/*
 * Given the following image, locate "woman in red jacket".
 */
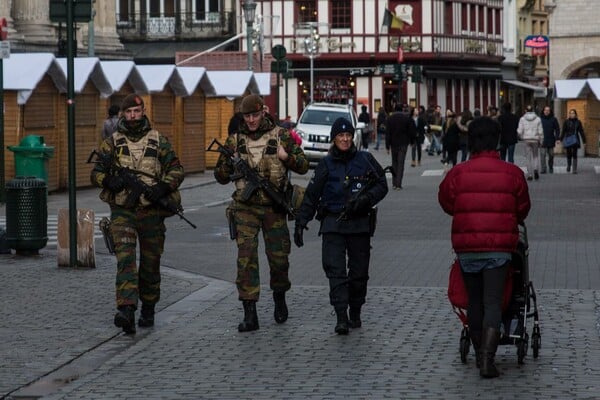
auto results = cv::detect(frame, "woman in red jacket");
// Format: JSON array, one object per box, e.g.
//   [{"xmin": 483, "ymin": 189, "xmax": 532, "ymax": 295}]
[{"xmin": 438, "ymin": 116, "xmax": 531, "ymax": 378}]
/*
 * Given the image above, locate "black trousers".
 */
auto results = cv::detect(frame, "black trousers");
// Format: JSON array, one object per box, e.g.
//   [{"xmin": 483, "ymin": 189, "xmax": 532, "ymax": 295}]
[
  {"xmin": 321, "ymin": 233, "xmax": 370, "ymax": 310},
  {"xmin": 462, "ymin": 263, "xmax": 508, "ymax": 333}
]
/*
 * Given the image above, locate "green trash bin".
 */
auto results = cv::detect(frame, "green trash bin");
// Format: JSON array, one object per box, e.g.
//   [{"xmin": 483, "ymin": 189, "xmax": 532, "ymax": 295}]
[{"xmin": 7, "ymin": 135, "xmax": 55, "ymax": 182}]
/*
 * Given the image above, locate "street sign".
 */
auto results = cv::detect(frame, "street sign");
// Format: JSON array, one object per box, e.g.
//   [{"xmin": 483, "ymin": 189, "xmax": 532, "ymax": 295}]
[
  {"xmin": 270, "ymin": 59, "xmax": 289, "ymax": 73},
  {"xmin": 49, "ymin": 0, "xmax": 93, "ymax": 23},
  {"xmin": 0, "ymin": 41, "xmax": 10, "ymax": 59},
  {"xmin": 380, "ymin": 64, "xmax": 397, "ymax": 74},
  {"xmin": 0, "ymin": 17, "xmax": 7, "ymax": 41},
  {"xmin": 272, "ymin": 45, "xmax": 287, "ymax": 61}
]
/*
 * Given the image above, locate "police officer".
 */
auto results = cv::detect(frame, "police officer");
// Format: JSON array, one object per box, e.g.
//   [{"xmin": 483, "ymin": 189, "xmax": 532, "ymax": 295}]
[
  {"xmin": 213, "ymin": 94, "xmax": 309, "ymax": 332},
  {"xmin": 293, "ymin": 117, "xmax": 389, "ymax": 334},
  {"xmin": 91, "ymin": 93, "xmax": 184, "ymax": 334}
]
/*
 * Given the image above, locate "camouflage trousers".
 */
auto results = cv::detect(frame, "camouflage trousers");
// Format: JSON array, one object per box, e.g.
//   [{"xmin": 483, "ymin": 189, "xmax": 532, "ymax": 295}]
[
  {"xmin": 233, "ymin": 201, "xmax": 291, "ymax": 301},
  {"xmin": 110, "ymin": 206, "xmax": 166, "ymax": 309}
]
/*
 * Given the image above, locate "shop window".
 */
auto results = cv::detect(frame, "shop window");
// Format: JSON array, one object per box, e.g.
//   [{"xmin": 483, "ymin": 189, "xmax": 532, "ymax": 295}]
[
  {"xmin": 297, "ymin": 0, "xmax": 317, "ymax": 24},
  {"xmin": 313, "ymin": 77, "xmax": 354, "ymax": 104},
  {"xmin": 331, "ymin": 0, "xmax": 351, "ymax": 29}
]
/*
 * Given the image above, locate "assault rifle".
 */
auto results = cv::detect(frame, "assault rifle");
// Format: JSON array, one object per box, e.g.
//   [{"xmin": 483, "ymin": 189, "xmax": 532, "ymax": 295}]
[
  {"xmin": 336, "ymin": 165, "xmax": 394, "ymax": 222},
  {"xmin": 87, "ymin": 149, "xmax": 197, "ymax": 229},
  {"xmin": 206, "ymin": 138, "xmax": 296, "ymax": 217}
]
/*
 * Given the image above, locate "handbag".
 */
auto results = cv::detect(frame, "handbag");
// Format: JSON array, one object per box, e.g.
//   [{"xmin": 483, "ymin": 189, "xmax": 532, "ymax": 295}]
[
  {"xmin": 563, "ymin": 133, "xmax": 578, "ymax": 147},
  {"xmin": 447, "ymin": 259, "xmax": 513, "ymax": 311}
]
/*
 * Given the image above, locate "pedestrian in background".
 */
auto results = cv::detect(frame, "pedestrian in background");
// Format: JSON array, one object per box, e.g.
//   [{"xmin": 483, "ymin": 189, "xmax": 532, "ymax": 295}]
[
  {"xmin": 560, "ymin": 108, "xmax": 586, "ymax": 174},
  {"xmin": 540, "ymin": 105, "xmax": 560, "ymax": 174},
  {"xmin": 385, "ymin": 103, "xmax": 416, "ymax": 190},
  {"xmin": 375, "ymin": 106, "xmax": 387, "ymax": 151},
  {"xmin": 410, "ymin": 106, "xmax": 428, "ymax": 167},
  {"xmin": 517, "ymin": 105, "xmax": 543, "ymax": 180},
  {"xmin": 427, "ymin": 105, "xmax": 443, "ymax": 156},
  {"xmin": 441, "ymin": 110, "xmax": 460, "ymax": 167},
  {"xmin": 102, "ymin": 104, "xmax": 120, "ymax": 140},
  {"xmin": 439, "ymin": 116, "xmax": 531, "ymax": 378},
  {"xmin": 293, "ymin": 117, "xmax": 388, "ymax": 334},
  {"xmin": 213, "ymin": 94, "xmax": 309, "ymax": 332},
  {"xmin": 456, "ymin": 109, "xmax": 473, "ymax": 162},
  {"xmin": 497, "ymin": 102, "xmax": 520, "ymax": 163},
  {"xmin": 91, "ymin": 94, "xmax": 185, "ymax": 334},
  {"xmin": 358, "ymin": 104, "xmax": 372, "ymax": 151}
]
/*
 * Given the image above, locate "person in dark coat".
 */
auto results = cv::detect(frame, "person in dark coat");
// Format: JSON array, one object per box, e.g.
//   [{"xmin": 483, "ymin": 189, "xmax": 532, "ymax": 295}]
[
  {"xmin": 358, "ymin": 105, "xmax": 372, "ymax": 150},
  {"xmin": 439, "ymin": 116, "xmax": 531, "ymax": 378},
  {"xmin": 441, "ymin": 110, "xmax": 460, "ymax": 167},
  {"xmin": 410, "ymin": 106, "xmax": 428, "ymax": 167},
  {"xmin": 539, "ymin": 105, "xmax": 560, "ymax": 173},
  {"xmin": 294, "ymin": 117, "xmax": 388, "ymax": 335},
  {"xmin": 497, "ymin": 102, "xmax": 520, "ymax": 163},
  {"xmin": 559, "ymin": 108, "xmax": 586, "ymax": 174},
  {"xmin": 374, "ymin": 107, "xmax": 387, "ymax": 150},
  {"xmin": 385, "ymin": 104, "xmax": 416, "ymax": 189}
]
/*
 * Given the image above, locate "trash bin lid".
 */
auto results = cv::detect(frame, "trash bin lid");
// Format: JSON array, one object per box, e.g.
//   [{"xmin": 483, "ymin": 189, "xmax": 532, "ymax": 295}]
[{"xmin": 7, "ymin": 135, "xmax": 54, "ymax": 155}]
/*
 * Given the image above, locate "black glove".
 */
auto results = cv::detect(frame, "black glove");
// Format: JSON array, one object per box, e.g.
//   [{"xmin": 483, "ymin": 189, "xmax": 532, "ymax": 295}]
[
  {"xmin": 294, "ymin": 224, "xmax": 307, "ymax": 248},
  {"xmin": 345, "ymin": 194, "xmax": 372, "ymax": 216},
  {"xmin": 103, "ymin": 175, "xmax": 124, "ymax": 192},
  {"xmin": 147, "ymin": 182, "xmax": 171, "ymax": 202}
]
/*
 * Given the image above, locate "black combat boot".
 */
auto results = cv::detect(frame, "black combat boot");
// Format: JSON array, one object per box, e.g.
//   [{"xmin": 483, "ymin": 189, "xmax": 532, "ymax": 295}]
[
  {"xmin": 114, "ymin": 305, "xmax": 136, "ymax": 334},
  {"xmin": 334, "ymin": 308, "xmax": 349, "ymax": 335},
  {"xmin": 348, "ymin": 306, "xmax": 361, "ymax": 328},
  {"xmin": 480, "ymin": 327, "xmax": 500, "ymax": 378},
  {"xmin": 138, "ymin": 303, "xmax": 155, "ymax": 327},
  {"xmin": 238, "ymin": 300, "xmax": 259, "ymax": 332},
  {"xmin": 470, "ymin": 330, "xmax": 482, "ymax": 368},
  {"xmin": 273, "ymin": 291, "xmax": 288, "ymax": 324}
]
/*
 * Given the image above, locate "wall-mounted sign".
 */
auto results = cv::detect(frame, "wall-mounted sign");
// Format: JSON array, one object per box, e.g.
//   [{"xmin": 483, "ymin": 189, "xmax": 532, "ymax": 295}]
[
  {"xmin": 532, "ymin": 47, "xmax": 547, "ymax": 56},
  {"xmin": 524, "ymin": 35, "xmax": 549, "ymax": 49}
]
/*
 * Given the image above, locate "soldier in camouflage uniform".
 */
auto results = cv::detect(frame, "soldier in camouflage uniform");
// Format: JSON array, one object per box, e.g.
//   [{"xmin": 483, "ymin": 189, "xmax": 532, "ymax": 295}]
[
  {"xmin": 91, "ymin": 94, "xmax": 184, "ymax": 334},
  {"xmin": 214, "ymin": 94, "xmax": 309, "ymax": 332}
]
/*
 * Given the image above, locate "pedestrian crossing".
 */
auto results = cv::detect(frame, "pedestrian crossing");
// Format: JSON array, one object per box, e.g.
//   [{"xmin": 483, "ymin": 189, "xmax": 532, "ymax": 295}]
[{"xmin": 0, "ymin": 213, "xmax": 109, "ymax": 248}]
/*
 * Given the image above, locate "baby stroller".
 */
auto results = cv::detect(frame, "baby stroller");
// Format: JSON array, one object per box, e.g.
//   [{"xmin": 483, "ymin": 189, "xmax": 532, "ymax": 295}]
[{"xmin": 448, "ymin": 222, "xmax": 541, "ymax": 365}]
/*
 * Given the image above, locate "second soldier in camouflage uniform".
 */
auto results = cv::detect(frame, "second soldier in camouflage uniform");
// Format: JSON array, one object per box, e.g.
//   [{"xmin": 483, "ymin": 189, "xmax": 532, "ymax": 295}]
[
  {"xmin": 91, "ymin": 93, "xmax": 184, "ymax": 334},
  {"xmin": 214, "ymin": 94, "xmax": 309, "ymax": 332}
]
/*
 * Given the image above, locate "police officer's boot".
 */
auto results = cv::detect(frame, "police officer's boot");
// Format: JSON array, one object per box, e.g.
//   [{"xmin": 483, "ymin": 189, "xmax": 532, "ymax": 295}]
[
  {"xmin": 480, "ymin": 327, "xmax": 500, "ymax": 378},
  {"xmin": 114, "ymin": 305, "xmax": 136, "ymax": 334},
  {"xmin": 138, "ymin": 303, "xmax": 155, "ymax": 327},
  {"xmin": 334, "ymin": 307, "xmax": 349, "ymax": 335},
  {"xmin": 238, "ymin": 300, "xmax": 259, "ymax": 332},
  {"xmin": 348, "ymin": 306, "xmax": 362, "ymax": 328},
  {"xmin": 273, "ymin": 291, "xmax": 288, "ymax": 324}
]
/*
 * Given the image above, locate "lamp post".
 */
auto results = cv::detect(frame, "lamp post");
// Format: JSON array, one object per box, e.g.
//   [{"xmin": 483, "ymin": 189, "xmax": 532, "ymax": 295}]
[
  {"xmin": 242, "ymin": 0, "xmax": 256, "ymax": 71},
  {"xmin": 303, "ymin": 24, "xmax": 320, "ymax": 103}
]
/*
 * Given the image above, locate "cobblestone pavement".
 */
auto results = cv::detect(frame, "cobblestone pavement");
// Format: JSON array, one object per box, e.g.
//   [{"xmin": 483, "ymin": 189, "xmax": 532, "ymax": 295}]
[{"xmin": 2, "ymin": 146, "xmax": 600, "ymax": 399}]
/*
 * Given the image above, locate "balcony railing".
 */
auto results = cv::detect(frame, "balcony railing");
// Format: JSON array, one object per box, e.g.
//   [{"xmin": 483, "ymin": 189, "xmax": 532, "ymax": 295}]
[{"xmin": 116, "ymin": 11, "xmax": 235, "ymax": 41}]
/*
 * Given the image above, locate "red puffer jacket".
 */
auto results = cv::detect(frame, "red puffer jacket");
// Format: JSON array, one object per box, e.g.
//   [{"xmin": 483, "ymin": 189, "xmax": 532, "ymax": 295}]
[{"xmin": 438, "ymin": 150, "xmax": 531, "ymax": 254}]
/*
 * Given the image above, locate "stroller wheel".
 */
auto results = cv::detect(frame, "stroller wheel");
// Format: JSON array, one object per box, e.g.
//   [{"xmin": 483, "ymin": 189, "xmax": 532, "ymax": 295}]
[
  {"xmin": 532, "ymin": 333, "xmax": 541, "ymax": 358},
  {"xmin": 517, "ymin": 333, "xmax": 529, "ymax": 365},
  {"xmin": 459, "ymin": 336, "xmax": 470, "ymax": 363}
]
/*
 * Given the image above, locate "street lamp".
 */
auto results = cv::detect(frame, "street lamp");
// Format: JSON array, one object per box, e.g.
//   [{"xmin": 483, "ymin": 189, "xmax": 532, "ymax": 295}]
[
  {"xmin": 242, "ymin": 0, "xmax": 257, "ymax": 71},
  {"xmin": 303, "ymin": 25, "xmax": 320, "ymax": 103}
]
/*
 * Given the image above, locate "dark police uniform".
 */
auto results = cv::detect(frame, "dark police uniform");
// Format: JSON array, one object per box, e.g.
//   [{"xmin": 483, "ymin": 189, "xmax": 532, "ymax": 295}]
[{"xmin": 295, "ymin": 127, "xmax": 388, "ymax": 334}]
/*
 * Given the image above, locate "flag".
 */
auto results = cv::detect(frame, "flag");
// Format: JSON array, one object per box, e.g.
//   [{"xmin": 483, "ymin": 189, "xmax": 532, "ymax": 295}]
[{"xmin": 382, "ymin": 8, "xmax": 404, "ymax": 32}]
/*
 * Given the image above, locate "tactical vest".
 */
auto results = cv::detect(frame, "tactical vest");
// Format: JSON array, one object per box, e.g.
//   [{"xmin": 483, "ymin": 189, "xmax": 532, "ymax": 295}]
[
  {"xmin": 234, "ymin": 128, "xmax": 288, "ymax": 203},
  {"xmin": 321, "ymin": 152, "xmax": 373, "ymax": 214},
  {"xmin": 113, "ymin": 130, "xmax": 162, "ymax": 207}
]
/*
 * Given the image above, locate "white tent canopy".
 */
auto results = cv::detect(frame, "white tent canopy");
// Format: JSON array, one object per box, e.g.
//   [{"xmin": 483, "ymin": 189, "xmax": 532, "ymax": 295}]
[
  {"xmin": 56, "ymin": 57, "xmax": 112, "ymax": 98},
  {"xmin": 553, "ymin": 79, "xmax": 589, "ymax": 99},
  {"xmin": 100, "ymin": 60, "xmax": 148, "ymax": 94},
  {"xmin": 205, "ymin": 71, "xmax": 259, "ymax": 98},
  {"xmin": 254, "ymin": 72, "xmax": 272, "ymax": 96},
  {"xmin": 136, "ymin": 65, "xmax": 187, "ymax": 96},
  {"xmin": 176, "ymin": 66, "xmax": 216, "ymax": 96},
  {"xmin": 2, "ymin": 53, "xmax": 67, "ymax": 104}
]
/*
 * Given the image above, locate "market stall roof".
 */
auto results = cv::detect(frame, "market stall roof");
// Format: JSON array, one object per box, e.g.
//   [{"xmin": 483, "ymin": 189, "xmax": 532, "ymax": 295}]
[
  {"xmin": 2, "ymin": 53, "xmax": 67, "ymax": 104},
  {"xmin": 56, "ymin": 57, "xmax": 112, "ymax": 98},
  {"xmin": 502, "ymin": 80, "xmax": 547, "ymax": 98},
  {"xmin": 136, "ymin": 65, "xmax": 187, "ymax": 96},
  {"xmin": 254, "ymin": 72, "xmax": 272, "ymax": 96},
  {"xmin": 100, "ymin": 60, "xmax": 148, "ymax": 94},
  {"xmin": 205, "ymin": 70, "xmax": 259, "ymax": 98},
  {"xmin": 584, "ymin": 78, "xmax": 600, "ymax": 100},
  {"xmin": 175, "ymin": 66, "xmax": 216, "ymax": 96},
  {"xmin": 553, "ymin": 79, "xmax": 588, "ymax": 99}
]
